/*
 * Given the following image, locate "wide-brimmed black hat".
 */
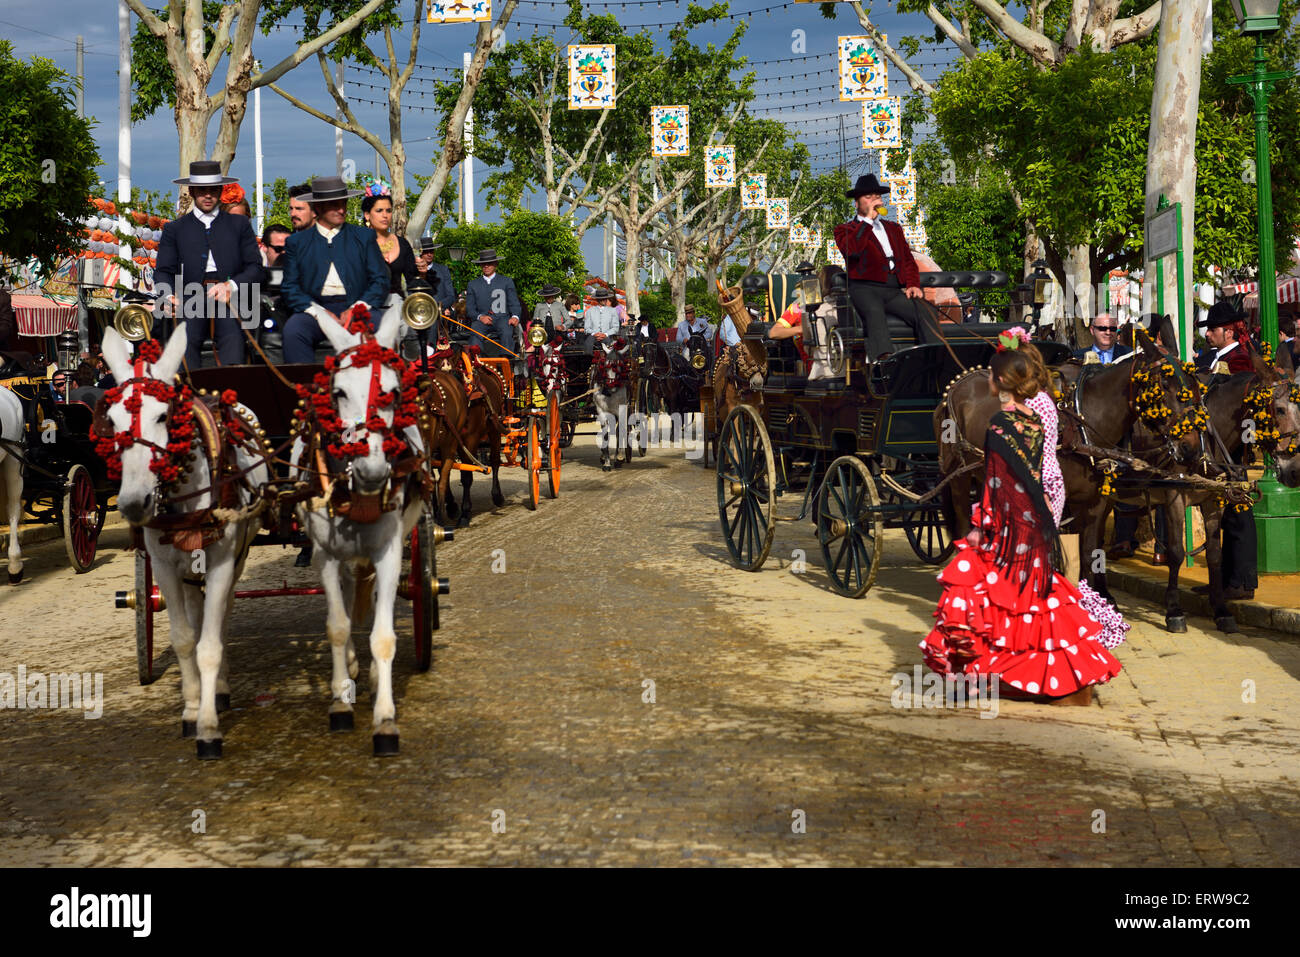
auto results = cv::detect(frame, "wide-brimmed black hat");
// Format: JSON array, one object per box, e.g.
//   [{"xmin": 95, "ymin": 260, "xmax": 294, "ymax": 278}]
[
  {"xmin": 472, "ymin": 248, "xmax": 500, "ymax": 265},
  {"xmin": 302, "ymin": 175, "xmax": 364, "ymax": 203},
  {"xmin": 846, "ymin": 174, "xmax": 890, "ymax": 199},
  {"xmin": 418, "ymin": 237, "xmax": 442, "ymax": 254},
  {"xmin": 1199, "ymin": 300, "xmax": 1245, "ymax": 329},
  {"xmin": 538, "ymin": 284, "xmax": 562, "ymax": 297},
  {"xmin": 591, "ymin": 287, "xmax": 615, "ymax": 301},
  {"xmin": 172, "ymin": 160, "xmax": 238, "ymax": 187}
]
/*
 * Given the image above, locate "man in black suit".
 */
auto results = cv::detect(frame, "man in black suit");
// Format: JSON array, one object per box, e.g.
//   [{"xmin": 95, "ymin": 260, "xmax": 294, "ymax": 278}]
[
  {"xmin": 154, "ymin": 161, "xmax": 265, "ymax": 368},
  {"xmin": 279, "ymin": 176, "xmax": 390, "ymax": 363},
  {"xmin": 463, "ymin": 248, "xmax": 523, "ymax": 363},
  {"xmin": 1074, "ymin": 314, "xmax": 1132, "ymax": 364}
]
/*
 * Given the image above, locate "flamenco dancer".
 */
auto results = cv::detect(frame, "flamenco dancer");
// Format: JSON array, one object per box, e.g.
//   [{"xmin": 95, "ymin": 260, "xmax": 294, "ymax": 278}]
[{"xmin": 921, "ymin": 330, "xmax": 1124, "ymax": 704}]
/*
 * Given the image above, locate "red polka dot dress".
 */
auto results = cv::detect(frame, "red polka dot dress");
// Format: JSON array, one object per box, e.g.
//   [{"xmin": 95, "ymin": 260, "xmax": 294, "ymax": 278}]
[{"xmin": 921, "ymin": 407, "xmax": 1121, "ymax": 697}]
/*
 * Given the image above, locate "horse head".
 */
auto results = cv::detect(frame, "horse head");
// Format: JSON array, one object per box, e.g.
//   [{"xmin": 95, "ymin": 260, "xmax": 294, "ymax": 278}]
[
  {"xmin": 311, "ymin": 300, "xmax": 417, "ymax": 496},
  {"xmin": 594, "ymin": 337, "xmax": 630, "ymax": 393},
  {"xmin": 98, "ymin": 325, "xmax": 189, "ymax": 526},
  {"xmin": 1113, "ymin": 324, "xmax": 1207, "ymax": 468}
]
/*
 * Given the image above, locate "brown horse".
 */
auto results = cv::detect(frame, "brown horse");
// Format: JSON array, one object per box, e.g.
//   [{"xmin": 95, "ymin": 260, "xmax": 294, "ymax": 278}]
[
  {"xmin": 415, "ymin": 366, "xmax": 470, "ymax": 526},
  {"xmin": 430, "ymin": 341, "xmax": 506, "ymax": 527},
  {"xmin": 936, "ymin": 320, "xmax": 1213, "ymax": 631}
]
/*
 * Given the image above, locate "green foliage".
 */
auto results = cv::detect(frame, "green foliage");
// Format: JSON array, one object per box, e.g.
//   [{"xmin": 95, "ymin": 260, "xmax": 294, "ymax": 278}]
[
  {"xmin": 0, "ymin": 41, "xmax": 101, "ymax": 281},
  {"xmin": 434, "ymin": 211, "xmax": 586, "ymax": 313},
  {"xmin": 129, "ymin": 184, "xmax": 176, "ymax": 219},
  {"xmin": 921, "ymin": 177, "xmax": 1023, "ymax": 307},
  {"xmin": 635, "ymin": 290, "xmax": 677, "ymax": 328},
  {"xmin": 654, "ymin": 276, "xmax": 720, "ymax": 322}
]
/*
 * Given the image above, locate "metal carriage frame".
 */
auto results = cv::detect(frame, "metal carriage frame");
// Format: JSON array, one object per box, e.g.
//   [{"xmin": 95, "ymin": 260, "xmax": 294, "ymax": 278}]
[{"xmin": 714, "ymin": 270, "xmax": 1072, "ymax": 597}]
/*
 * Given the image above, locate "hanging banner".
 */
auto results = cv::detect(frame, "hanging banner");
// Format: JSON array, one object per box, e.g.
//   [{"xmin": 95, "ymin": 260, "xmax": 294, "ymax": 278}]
[
  {"xmin": 705, "ymin": 145, "xmax": 736, "ymax": 188},
  {"xmin": 886, "ymin": 173, "xmax": 916, "ymax": 207},
  {"xmin": 862, "ymin": 97, "xmax": 901, "ymax": 149},
  {"xmin": 650, "ymin": 105, "xmax": 690, "ymax": 157},
  {"xmin": 789, "ymin": 223, "xmax": 810, "ymax": 245},
  {"xmin": 740, "ymin": 173, "xmax": 767, "ymax": 210},
  {"xmin": 807, "ymin": 227, "xmax": 821, "ymax": 249},
  {"xmin": 568, "ymin": 45, "xmax": 615, "ymax": 109},
  {"xmin": 838, "ymin": 35, "xmax": 888, "ymax": 100},
  {"xmin": 826, "ymin": 238, "xmax": 845, "ymax": 266},
  {"xmin": 765, "ymin": 198, "xmax": 790, "ymax": 230},
  {"xmin": 879, "ymin": 147, "xmax": 910, "ymax": 178},
  {"xmin": 427, "ymin": 0, "xmax": 491, "ymax": 23}
]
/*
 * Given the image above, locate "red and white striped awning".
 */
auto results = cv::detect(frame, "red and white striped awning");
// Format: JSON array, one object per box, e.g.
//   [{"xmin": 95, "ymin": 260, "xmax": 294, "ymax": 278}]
[
  {"xmin": 1225, "ymin": 277, "xmax": 1300, "ymax": 306},
  {"xmin": 12, "ymin": 294, "xmax": 78, "ymax": 337}
]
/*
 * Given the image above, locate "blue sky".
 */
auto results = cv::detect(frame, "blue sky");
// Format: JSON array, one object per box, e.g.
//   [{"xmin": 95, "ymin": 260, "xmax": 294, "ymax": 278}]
[{"xmin": 2, "ymin": 1, "xmax": 958, "ymax": 271}]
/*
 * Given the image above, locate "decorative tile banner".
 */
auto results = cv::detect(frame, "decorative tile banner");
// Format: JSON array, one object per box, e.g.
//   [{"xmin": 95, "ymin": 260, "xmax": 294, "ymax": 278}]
[
  {"xmin": 838, "ymin": 35, "xmax": 888, "ymax": 100},
  {"xmin": 886, "ymin": 173, "xmax": 916, "ymax": 207},
  {"xmin": 826, "ymin": 238, "xmax": 845, "ymax": 266},
  {"xmin": 705, "ymin": 145, "xmax": 736, "ymax": 188},
  {"xmin": 766, "ymin": 198, "xmax": 790, "ymax": 230},
  {"xmin": 651, "ymin": 105, "xmax": 690, "ymax": 157},
  {"xmin": 568, "ymin": 45, "xmax": 615, "ymax": 109},
  {"xmin": 808, "ymin": 228, "xmax": 822, "ymax": 249},
  {"xmin": 879, "ymin": 147, "xmax": 910, "ymax": 178},
  {"xmin": 789, "ymin": 223, "xmax": 810, "ymax": 245},
  {"xmin": 741, "ymin": 173, "xmax": 767, "ymax": 210},
  {"xmin": 427, "ymin": 0, "xmax": 490, "ymax": 23},
  {"xmin": 862, "ymin": 97, "xmax": 902, "ymax": 149}
]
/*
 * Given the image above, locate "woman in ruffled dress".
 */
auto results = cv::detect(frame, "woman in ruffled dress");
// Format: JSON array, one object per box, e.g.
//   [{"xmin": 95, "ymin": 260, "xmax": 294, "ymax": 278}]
[{"xmin": 921, "ymin": 330, "xmax": 1124, "ymax": 704}]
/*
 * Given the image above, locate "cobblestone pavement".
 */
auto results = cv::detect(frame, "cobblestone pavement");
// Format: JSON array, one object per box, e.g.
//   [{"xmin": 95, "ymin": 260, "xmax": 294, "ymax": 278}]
[{"xmin": 1, "ymin": 432, "xmax": 1298, "ymax": 866}]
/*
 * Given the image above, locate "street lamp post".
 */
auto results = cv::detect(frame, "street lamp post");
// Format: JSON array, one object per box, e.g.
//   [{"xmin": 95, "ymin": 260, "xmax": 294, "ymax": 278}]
[{"xmin": 1226, "ymin": 0, "xmax": 1300, "ymax": 571}]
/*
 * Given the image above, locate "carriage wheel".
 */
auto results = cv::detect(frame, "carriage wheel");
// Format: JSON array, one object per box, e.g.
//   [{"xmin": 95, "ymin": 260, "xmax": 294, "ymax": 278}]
[
  {"xmin": 559, "ymin": 417, "xmax": 576, "ymax": 449},
  {"xmin": 716, "ymin": 405, "xmax": 776, "ymax": 571},
  {"xmin": 526, "ymin": 417, "xmax": 541, "ymax": 510},
  {"xmin": 134, "ymin": 548, "xmax": 158, "ymax": 685},
  {"xmin": 904, "ymin": 501, "xmax": 955, "ymax": 565},
  {"xmin": 546, "ymin": 393, "xmax": 562, "ymax": 498},
  {"xmin": 62, "ymin": 464, "xmax": 102, "ymax": 572},
  {"xmin": 816, "ymin": 456, "xmax": 883, "ymax": 598},
  {"xmin": 409, "ymin": 515, "xmax": 436, "ymax": 672}
]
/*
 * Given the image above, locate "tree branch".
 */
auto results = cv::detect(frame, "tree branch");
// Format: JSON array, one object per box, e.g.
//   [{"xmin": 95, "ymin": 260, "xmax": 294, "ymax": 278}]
[
  {"xmin": 1111, "ymin": 1, "xmax": 1162, "ymax": 46},
  {"xmin": 249, "ymin": 0, "xmax": 390, "ymax": 90},
  {"xmin": 967, "ymin": 0, "xmax": 1060, "ymax": 65},
  {"xmin": 848, "ymin": 1, "xmax": 937, "ymax": 94},
  {"xmin": 924, "ymin": 3, "xmax": 978, "ymax": 59}
]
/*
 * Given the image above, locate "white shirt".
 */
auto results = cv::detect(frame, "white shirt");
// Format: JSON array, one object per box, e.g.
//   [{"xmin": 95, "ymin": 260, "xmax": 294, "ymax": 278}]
[
  {"xmin": 1214, "ymin": 341, "xmax": 1241, "ymax": 364},
  {"xmin": 192, "ymin": 207, "xmax": 219, "ymax": 274},
  {"xmin": 315, "ymin": 222, "xmax": 346, "ymax": 297},
  {"xmin": 855, "ymin": 215, "xmax": 894, "ymax": 260}
]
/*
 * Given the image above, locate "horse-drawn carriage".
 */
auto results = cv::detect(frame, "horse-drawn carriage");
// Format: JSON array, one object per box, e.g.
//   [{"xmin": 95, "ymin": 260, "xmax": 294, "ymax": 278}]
[
  {"xmin": 1, "ymin": 328, "xmax": 115, "ymax": 580},
  {"xmin": 713, "ymin": 266, "xmax": 1071, "ymax": 597}
]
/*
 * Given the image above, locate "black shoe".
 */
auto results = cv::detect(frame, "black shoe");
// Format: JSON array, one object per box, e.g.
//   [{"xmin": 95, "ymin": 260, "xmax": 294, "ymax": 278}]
[
  {"xmin": 1107, "ymin": 544, "xmax": 1136, "ymax": 561},
  {"xmin": 294, "ymin": 544, "xmax": 313, "ymax": 568},
  {"xmin": 1223, "ymin": 586, "xmax": 1255, "ymax": 601}
]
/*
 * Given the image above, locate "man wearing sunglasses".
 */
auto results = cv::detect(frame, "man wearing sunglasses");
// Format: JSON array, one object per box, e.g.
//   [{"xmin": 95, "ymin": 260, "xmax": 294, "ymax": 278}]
[
  {"xmin": 261, "ymin": 224, "xmax": 291, "ymax": 268},
  {"xmin": 1074, "ymin": 314, "xmax": 1132, "ymax": 364}
]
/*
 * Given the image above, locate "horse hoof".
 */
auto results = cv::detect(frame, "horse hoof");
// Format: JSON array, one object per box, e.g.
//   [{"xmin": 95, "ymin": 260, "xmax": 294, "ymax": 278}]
[
  {"xmin": 1166, "ymin": 615, "xmax": 1188, "ymax": 633},
  {"xmin": 602, "ymin": 464, "xmax": 612, "ymax": 472},
  {"xmin": 7, "ymin": 569, "xmax": 21, "ymax": 585},
  {"xmin": 456, "ymin": 513, "xmax": 471, "ymax": 529},
  {"xmin": 1215, "ymin": 616, "xmax": 1238, "ymax": 634},
  {"xmin": 613, "ymin": 459, "xmax": 623, "ymax": 469},
  {"xmin": 196, "ymin": 739, "xmax": 223, "ymax": 760},
  {"xmin": 491, "ymin": 491, "xmax": 505, "ymax": 508},
  {"xmin": 329, "ymin": 711, "xmax": 354, "ymax": 733},
  {"xmin": 181, "ymin": 720, "xmax": 197, "ymax": 738},
  {"xmin": 372, "ymin": 733, "xmax": 400, "ymax": 757},
  {"xmin": 215, "ymin": 693, "xmax": 231, "ymax": 713}
]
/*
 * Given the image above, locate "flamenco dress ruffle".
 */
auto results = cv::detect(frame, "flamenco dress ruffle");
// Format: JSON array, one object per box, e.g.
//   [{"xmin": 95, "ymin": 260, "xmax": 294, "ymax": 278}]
[{"xmin": 921, "ymin": 542, "xmax": 1122, "ymax": 698}]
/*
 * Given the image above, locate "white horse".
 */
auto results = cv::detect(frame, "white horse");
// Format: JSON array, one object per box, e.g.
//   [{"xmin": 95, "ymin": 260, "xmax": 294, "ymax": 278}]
[
  {"xmin": 592, "ymin": 337, "xmax": 633, "ymax": 471},
  {"xmin": 292, "ymin": 302, "xmax": 425, "ymax": 757},
  {"xmin": 0, "ymin": 385, "xmax": 23, "ymax": 583},
  {"xmin": 100, "ymin": 326, "xmax": 270, "ymax": 759}
]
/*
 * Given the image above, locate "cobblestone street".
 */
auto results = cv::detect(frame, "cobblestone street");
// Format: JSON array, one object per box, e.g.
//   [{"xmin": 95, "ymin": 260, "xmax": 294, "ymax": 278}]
[{"xmin": 1, "ymin": 434, "xmax": 1298, "ymax": 866}]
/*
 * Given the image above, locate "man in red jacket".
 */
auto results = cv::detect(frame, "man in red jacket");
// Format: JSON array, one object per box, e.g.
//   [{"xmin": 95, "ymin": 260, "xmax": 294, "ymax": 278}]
[
  {"xmin": 1195, "ymin": 300, "xmax": 1256, "ymax": 376},
  {"xmin": 832, "ymin": 174, "xmax": 939, "ymax": 361}
]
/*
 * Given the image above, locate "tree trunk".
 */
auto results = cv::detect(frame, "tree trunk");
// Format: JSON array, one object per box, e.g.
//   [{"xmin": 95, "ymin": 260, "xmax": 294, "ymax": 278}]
[
  {"xmin": 1145, "ymin": 0, "xmax": 1207, "ymax": 352},
  {"xmin": 622, "ymin": 216, "xmax": 642, "ymax": 318}
]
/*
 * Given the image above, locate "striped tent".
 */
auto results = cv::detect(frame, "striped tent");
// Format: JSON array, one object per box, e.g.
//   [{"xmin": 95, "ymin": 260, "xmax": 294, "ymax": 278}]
[{"xmin": 11, "ymin": 294, "xmax": 78, "ymax": 336}]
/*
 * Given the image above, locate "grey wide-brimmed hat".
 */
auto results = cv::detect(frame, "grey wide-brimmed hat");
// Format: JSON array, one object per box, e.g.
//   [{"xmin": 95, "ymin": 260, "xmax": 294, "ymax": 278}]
[
  {"xmin": 172, "ymin": 160, "xmax": 238, "ymax": 187},
  {"xmin": 473, "ymin": 248, "xmax": 500, "ymax": 265},
  {"xmin": 301, "ymin": 175, "xmax": 364, "ymax": 203},
  {"xmin": 591, "ymin": 287, "xmax": 615, "ymax": 301},
  {"xmin": 539, "ymin": 284, "xmax": 562, "ymax": 297},
  {"xmin": 419, "ymin": 237, "xmax": 443, "ymax": 254}
]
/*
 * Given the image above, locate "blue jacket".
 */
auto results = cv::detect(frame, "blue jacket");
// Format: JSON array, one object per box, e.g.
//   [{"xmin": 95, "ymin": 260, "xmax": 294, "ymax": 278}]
[
  {"xmin": 154, "ymin": 208, "xmax": 264, "ymax": 295},
  {"xmin": 426, "ymin": 261, "xmax": 456, "ymax": 311},
  {"xmin": 280, "ymin": 223, "xmax": 389, "ymax": 314}
]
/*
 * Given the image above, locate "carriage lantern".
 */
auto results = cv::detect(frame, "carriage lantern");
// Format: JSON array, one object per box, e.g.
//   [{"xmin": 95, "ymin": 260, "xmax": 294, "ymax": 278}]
[
  {"xmin": 112, "ymin": 301, "xmax": 153, "ymax": 342},
  {"xmin": 401, "ymin": 287, "xmax": 439, "ymax": 331},
  {"xmin": 1030, "ymin": 260, "xmax": 1052, "ymax": 325},
  {"xmin": 528, "ymin": 324, "xmax": 548, "ymax": 347},
  {"xmin": 56, "ymin": 330, "xmax": 80, "ymax": 372}
]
